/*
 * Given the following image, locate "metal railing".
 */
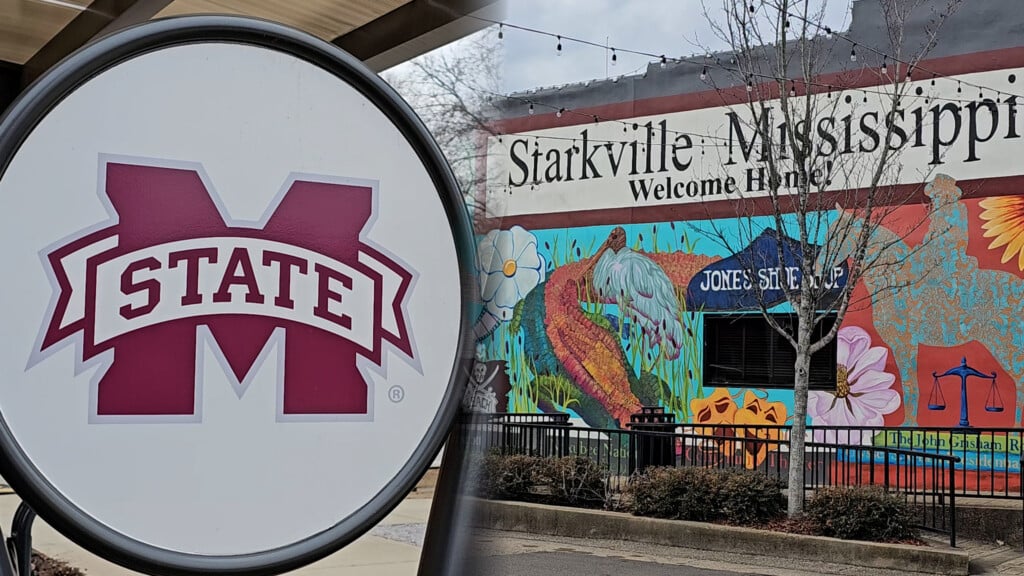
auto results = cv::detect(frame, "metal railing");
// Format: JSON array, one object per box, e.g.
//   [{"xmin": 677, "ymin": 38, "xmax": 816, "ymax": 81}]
[{"xmin": 463, "ymin": 415, "xmax": 962, "ymax": 545}]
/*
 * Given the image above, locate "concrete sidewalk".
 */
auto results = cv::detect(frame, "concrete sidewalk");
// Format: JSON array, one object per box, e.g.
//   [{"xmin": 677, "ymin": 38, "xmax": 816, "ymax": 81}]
[{"xmin": 0, "ymin": 488, "xmax": 431, "ymax": 575}]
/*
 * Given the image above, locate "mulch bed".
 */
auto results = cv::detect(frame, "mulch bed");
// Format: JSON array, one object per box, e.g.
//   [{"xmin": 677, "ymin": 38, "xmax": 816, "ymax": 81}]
[
  {"xmin": 758, "ymin": 518, "xmax": 926, "ymax": 546},
  {"xmin": 31, "ymin": 552, "xmax": 85, "ymax": 576}
]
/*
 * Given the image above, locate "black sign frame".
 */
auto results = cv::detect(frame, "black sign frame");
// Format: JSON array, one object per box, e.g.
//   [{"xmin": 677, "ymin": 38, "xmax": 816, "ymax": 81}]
[{"xmin": 0, "ymin": 15, "xmax": 474, "ymax": 576}]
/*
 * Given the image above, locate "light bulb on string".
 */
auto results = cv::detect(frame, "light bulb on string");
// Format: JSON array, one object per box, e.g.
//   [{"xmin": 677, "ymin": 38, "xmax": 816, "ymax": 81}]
[
  {"xmin": 789, "ymin": 82, "xmax": 796, "ymax": 97},
  {"xmin": 905, "ymin": 65, "xmax": 913, "ymax": 82},
  {"xmin": 824, "ymin": 26, "xmax": 833, "ymax": 37},
  {"xmin": 528, "ymin": 102, "xmax": 535, "ymax": 115},
  {"xmin": 850, "ymin": 46, "xmax": 857, "ymax": 62},
  {"xmin": 498, "ymin": 24, "xmax": 503, "ymax": 40},
  {"xmin": 957, "ymin": 81, "xmax": 962, "ymax": 93},
  {"xmin": 746, "ymin": 76, "xmax": 753, "ymax": 92},
  {"xmin": 660, "ymin": 55, "xmax": 667, "ymax": 68},
  {"xmin": 881, "ymin": 56, "xmax": 887, "ymax": 75},
  {"xmin": 611, "ymin": 48, "xmax": 617, "ymax": 65},
  {"xmin": 749, "ymin": 2, "xmax": 755, "ymax": 13},
  {"xmin": 556, "ymin": 36, "xmax": 562, "ymax": 56},
  {"xmin": 557, "ymin": 108, "xmax": 564, "ymax": 118},
  {"xmin": 700, "ymin": 65, "xmax": 708, "ymax": 80}
]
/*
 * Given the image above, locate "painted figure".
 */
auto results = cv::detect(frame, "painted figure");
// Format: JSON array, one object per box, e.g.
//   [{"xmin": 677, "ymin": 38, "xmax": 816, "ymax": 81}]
[{"xmin": 830, "ymin": 175, "xmax": 1024, "ymax": 424}]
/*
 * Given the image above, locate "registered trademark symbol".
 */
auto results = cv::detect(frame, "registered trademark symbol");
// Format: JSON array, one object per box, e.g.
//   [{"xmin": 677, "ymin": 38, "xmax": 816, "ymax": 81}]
[{"xmin": 388, "ymin": 385, "xmax": 405, "ymax": 403}]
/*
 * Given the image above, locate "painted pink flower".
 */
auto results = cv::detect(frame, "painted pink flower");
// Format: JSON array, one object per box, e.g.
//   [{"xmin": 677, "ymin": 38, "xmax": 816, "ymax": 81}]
[{"xmin": 807, "ymin": 326, "xmax": 900, "ymax": 445}]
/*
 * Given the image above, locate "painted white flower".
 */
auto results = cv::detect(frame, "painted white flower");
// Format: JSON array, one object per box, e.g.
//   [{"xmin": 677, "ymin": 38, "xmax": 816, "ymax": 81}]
[
  {"xmin": 476, "ymin": 226, "xmax": 546, "ymax": 322},
  {"xmin": 808, "ymin": 326, "xmax": 901, "ymax": 445}
]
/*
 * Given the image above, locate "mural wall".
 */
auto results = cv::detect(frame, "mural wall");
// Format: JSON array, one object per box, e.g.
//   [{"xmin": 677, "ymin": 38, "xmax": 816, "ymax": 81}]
[{"xmin": 470, "ymin": 174, "xmax": 1024, "ymax": 463}]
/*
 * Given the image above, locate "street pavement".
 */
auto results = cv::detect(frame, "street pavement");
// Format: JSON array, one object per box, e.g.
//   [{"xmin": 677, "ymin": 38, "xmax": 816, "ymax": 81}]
[
  {"xmin": 0, "ymin": 489, "xmax": 431, "ymax": 575},
  {"xmin": 465, "ymin": 529, "xmax": 963, "ymax": 576},
  {"xmin": 2, "ymin": 482, "xmax": 1023, "ymax": 575},
  {"xmin": 464, "ymin": 551, "xmax": 766, "ymax": 575}
]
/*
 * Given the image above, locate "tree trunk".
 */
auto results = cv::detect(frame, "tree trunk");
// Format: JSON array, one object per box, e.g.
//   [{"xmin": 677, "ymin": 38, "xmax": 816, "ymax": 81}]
[{"xmin": 787, "ymin": 322, "xmax": 813, "ymax": 517}]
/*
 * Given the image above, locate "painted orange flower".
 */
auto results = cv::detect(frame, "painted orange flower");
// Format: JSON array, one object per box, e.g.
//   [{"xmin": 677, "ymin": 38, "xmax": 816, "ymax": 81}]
[
  {"xmin": 979, "ymin": 196, "xmax": 1024, "ymax": 270},
  {"xmin": 734, "ymin": 391, "xmax": 788, "ymax": 469}
]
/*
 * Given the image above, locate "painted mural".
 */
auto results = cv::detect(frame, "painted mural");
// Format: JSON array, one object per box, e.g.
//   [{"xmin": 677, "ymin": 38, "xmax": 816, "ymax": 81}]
[{"xmin": 474, "ymin": 174, "xmax": 1024, "ymax": 475}]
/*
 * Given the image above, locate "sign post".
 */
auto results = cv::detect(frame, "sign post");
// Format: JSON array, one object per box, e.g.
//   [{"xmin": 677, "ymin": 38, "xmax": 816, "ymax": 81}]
[{"xmin": 0, "ymin": 16, "xmax": 474, "ymax": 576}]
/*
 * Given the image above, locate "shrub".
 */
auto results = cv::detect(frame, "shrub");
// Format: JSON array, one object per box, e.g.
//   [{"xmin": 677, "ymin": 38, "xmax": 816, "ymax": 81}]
[
  {"xmin": 534, "ymin": 456, "xmax": 608, "ymax": 507},
  {"xmin": 476, "ymin": 453, "xmax": 542, "ymax": 500},
  {"xmin": 806, "ymin": 486, "xmax": 918, "ymax": 542},
  {"xmin": 717, "ymin": 469, "xmax": 785, "ymax": 526},
  {"xmin": 626, "ymin": 467, "xmax": 783, "ymax": 525}
]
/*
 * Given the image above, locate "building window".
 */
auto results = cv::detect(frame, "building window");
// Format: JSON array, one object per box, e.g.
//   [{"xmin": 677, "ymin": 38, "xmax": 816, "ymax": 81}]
[{"xmin": 703, "ymin": 314, "xmax": 838, "ymax": 389}]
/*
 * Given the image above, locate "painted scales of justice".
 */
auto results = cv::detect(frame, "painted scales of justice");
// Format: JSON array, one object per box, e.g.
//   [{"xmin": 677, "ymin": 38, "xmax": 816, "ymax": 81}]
[{"xmin": 928, "ymin": 357, "xmax": 1004, "ymax": 428}]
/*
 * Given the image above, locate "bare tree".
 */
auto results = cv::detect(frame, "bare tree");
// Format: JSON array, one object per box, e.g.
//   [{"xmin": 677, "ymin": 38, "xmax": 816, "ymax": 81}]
[
  {"xmin": 698, "ymin": 0, "xmax": 960, "ymax": 516},
  {"xmin": 383, "ymin": 29, "xmax": 502, "ymax": 226}
]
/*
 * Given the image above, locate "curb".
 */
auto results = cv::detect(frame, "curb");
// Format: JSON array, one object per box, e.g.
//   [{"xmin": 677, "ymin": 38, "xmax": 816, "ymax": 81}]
[{"xmin": 472, "ymin": 499, "xmax": 970, "ymax": 576}]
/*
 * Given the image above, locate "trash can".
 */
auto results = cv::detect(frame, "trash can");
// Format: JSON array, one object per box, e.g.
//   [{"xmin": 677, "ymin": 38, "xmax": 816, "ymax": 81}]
[{"xmin": 627, "ymin": 407, "xmax": 677, "ymax": 474}]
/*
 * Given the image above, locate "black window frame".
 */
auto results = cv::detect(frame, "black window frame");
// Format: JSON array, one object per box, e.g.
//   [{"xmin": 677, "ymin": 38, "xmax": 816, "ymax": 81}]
[{"xmin": 702, "ymin": 313, "xmax": 838, "ymax": 390}]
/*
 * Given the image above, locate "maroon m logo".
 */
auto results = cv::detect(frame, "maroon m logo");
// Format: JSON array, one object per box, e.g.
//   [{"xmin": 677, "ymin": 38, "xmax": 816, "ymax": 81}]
[{"xmin": 39, "ymin": 161, "xmax": 414, "ymax": 420}]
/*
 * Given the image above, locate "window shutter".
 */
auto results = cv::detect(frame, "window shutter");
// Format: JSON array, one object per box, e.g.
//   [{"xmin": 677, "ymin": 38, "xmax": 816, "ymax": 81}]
[{"xmin": 702, "ymin": 313, "xmax": 838, "ymax": 390}]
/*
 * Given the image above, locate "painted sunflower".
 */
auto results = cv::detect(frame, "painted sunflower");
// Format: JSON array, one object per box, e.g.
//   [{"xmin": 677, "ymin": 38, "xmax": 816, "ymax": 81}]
[{"xmin": 979, "ymin": 196, "xmax": 1024, "ymax": 270}]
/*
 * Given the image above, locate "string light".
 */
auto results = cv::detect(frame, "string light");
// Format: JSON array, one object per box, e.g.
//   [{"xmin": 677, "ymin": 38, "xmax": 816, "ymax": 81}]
[
  {"xmin": 905, "ymin": 65, "xmax": 913, "ymax": 82},
  {"xmin": 474, "ymin": 13, "xmax": 1024, "ymax": 107},
  {"xmin": 484, "ymin": 90, "xmax": 742, "ymax": 150},
  {"xmin": 498, "ymin": 23, "xmax": 503, "ymax": 40},
  {"xmin": 783, "ymin": 8, "xmax": 1024, "ymax": 102},
  {"xmin": 611, "ymin": 48, "xmax": 617, "ymax": 65},
  {"xmin": 528, "ymin": 102, "xmax": 535, "ymax": 115},
  {"xmin": 881, "ymin": 55, "xmax": 888, "ymax": 75},
  {"xmin": 789, "ymin": 82, "xmax": 796, "ymax": 97},
  {"xmin": 749, "ymin": 2, "xmax": 755, "ymax": 13},
  {"xmin": 472, "ymin": 14, "xmax": 1021, "ymax": 113},
  {"xmin": 660, "ymin": 55, "xmax": 667, "ymax": 68}
]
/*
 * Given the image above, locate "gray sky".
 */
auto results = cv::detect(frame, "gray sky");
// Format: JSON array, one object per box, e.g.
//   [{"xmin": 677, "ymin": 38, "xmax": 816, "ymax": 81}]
[{"xmin": 501, "ymin": 0, "xmax": 855, "ymax": 93}]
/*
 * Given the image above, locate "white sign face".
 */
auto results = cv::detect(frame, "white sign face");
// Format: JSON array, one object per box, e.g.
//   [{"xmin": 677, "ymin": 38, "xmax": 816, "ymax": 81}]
[
  {"xmin": 486, "ymin": 68, "xmax": 1024, "ymax": 217},
  {"xmin": 0, "ymin": 18, "xmax": 468, "ymax": 574}
]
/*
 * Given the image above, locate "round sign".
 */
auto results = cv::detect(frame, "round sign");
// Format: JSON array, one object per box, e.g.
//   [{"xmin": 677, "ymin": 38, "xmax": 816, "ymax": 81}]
[{"xmin": 0, "ymin": 15, "xmax": 472, "ymax": 576}]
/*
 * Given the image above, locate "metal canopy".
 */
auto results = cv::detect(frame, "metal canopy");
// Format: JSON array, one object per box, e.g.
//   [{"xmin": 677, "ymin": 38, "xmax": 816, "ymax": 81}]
[{"xmin": 0, "ymin": 0, "xmax": 503, "ymax": 109}]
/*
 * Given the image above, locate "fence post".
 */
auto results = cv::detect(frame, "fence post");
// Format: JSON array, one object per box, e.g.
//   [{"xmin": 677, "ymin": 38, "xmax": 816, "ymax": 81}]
[
  {"xmin": 627, "ymin": 429, "xmax": 637, "ymax": 476},
  {"xmin": 949, "ymin": 459, "xmax": 957, "ymax": 548},
  {"xmin": 883, "ymin": 448, "xmax": 890, "ymax": 489}
]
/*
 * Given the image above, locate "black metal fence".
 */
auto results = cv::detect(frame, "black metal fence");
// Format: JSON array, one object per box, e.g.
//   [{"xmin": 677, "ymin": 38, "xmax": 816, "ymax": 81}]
[
  {"xmin": 478, "ymin": 414, "xmax": 1022, "ymax": 497},
  {"xmin": 463, "ymin": 414, "xmax": 962, "ymax": 545}
]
